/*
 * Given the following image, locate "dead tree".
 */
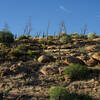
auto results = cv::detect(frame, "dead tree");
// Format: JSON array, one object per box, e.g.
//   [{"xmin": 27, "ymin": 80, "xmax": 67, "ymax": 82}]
[
  {"xmin": 24, "ymin": 17, "xmax": 32, "ymax": 36},
  {"xmin": 83, "ymin": 24, "xmax": 87, "ymax": 35},
  {"xmin": 58, "ymin": 21, "xmax": 67, "ymax": 37},
  {"xmin": 54, "ymin": 32, "xmax": 56, "ymax": 39},
  {"xmin": 58, "ymin": 21, "xmax": 67, "ymax": 64},
  {"xmin": 3, "ymin": 23, "xmax": 10, "ymax": 32},
  {"xmin": 46, "ymin": 21, "xmax": 50, "ymax": 40}
]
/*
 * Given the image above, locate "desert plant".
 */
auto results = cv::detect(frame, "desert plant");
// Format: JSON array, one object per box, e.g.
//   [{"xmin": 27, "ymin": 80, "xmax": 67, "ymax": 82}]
[
  {"xmin": 18, "ymin": 35, "xmax": 29, "ymax": 40},
  {"xmin": 47, "ymin": 40, "xmax": 53, "ymax": 45},
  {"xmin": 64, "ymin": 64, "xmax": 89, "ymax": 79},
  {"xmin": 0, "ymin": 31, "xmax": 14, "ymax": 43},
  {"xmin": 9, "ymin": 49, "xmax": 23, "ymax": 57},
  {"xmin": 47, "ymin": 35, "xmax": 54, "ymax": 40},
  {"xmin": 39, "ymin": 39, "xmax": 44, "ymax": 44},
  {"xmin": 60, "ymin": 36, "xmax": 73, "ymax": 44},
  {"xmin": 27, "ymin": 49, "xmax": 40, "ymax": 58},
  {"xmin": 49, "ymin": 86, "xmax": 72, "ymax": 100},
  {"xmin": 68, "ymin": 33, "xmax": 79, "ymax": 38},
  {"xmin": 79, "ymin": 34, "xmax": 87, "ymax": 39},
  {"xmin": 59, "ymin": 32, "xmax": 67, "ymax": 38},
  {"xmin": 0, "ymin": 45, "xmax": 6, "ymax": 56},
  {"xmin": 17, "ymin": 44, "xmax": 29, "ymax": 52},
  {"xmin": 88, "ymin": 33, "xmax": 96, "ymax": 40}
]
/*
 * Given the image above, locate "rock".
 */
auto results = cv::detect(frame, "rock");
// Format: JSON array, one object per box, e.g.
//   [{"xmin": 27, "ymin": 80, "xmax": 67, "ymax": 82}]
[
  {"xmin": 92, "ymin": 53, "xmax": 100, "ymax": 61},
  {"xmin": 40, "ymin": 64, "xmax": 59, "ymax": 75},
  {"xmin": 93, "ymin": 38, "xmax": 100, "ymax": 41},
  {"xmin": 64, "ymin": 56, "xmax": 85, "ymax": 65},
  {"xmin": 86, "ymin": 45, "xmax": 100, "ymax": 53},
  {"xmin": 64, "ymin": 75, "xmax": 71, "ymax": 82},
  {"xmin": 17, "ymin": 61, "xmax": 23, "ymax": 66},
  {"xmin": 38, "ymin": 55, "xmax": 54, "ymax": 63},
  {"xmin": 61, "ymin": 44, "xmax": 72, "ymax": 49},
  {"xmin": 0, "ymin": 67, "xmax": 11, "ymax": 76},
  {"xmin": 58, "ymin": 67, "xmax": 66, "ymax": 74},
  {"xmin": 9, "ymin": 64, "xmax": 17, "ymax": 72},
  {"xmin": 77, "ymin": 55, "xmax": 89, "ymax": 61},
  {"xmin": 47, "ymin": 45, "xmax": 57, "ymax": 49},
  {"xmin": 85, "ymin": 58, "xmax": 98, "ymax": 67}
]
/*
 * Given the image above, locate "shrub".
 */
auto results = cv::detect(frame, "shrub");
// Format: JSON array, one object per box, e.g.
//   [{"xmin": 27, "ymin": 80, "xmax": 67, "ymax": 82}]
[
  {"xmin": 49, "ymin": 86, "xmax": 72, "ymax": 100},
  {"xmin": 27, "ymin": 50, "xmax": 40, "ymax": 58},
  {"xmin": 79, "ymin": 34, "xmax": 87, "ymax": 39},
  {"xmin": 9, "ymin": 49, "xmax": 23, "ymax": 57},
  {"xmin": 59, "ymin": 32, "xmax": 67, "ymax": 38},
  {"xmin": 39, "ymin": 39, "xmax": 44, "ymax": 44},
  {"xmin": 88, "ymin": 33, "xmax": 96, "ymax": 40},
  {"xmin": 47, "ymin": 40, "xmax": 53, "ymax": 45},
  {"xmin": 68, "ymin": 33, "xmax": 79, "ymax": 38},
  {"xmin": 64, "ymin": 64, "xmax": 89, "ymax": 79},
  {"xmin": 60, "ymin": 36, "xmax": 73, "ymax": 44},
  {"xmin": 0, "ymin": 45, "xmax": 6, "ymax": 56},
  {"xmin": 0, "ymin": 31, "xmax": 14, "ymax": 43},
  {"xmin": 18, "ymin": 35, "xmax": 29, "ymax": 40},
  {"xmin": 48, "ymin": 35, "xmax": 54, "ymax": 40},
  {"xmin": 17, "ymin": 44, "xmax": 29, "ymax": 52}
]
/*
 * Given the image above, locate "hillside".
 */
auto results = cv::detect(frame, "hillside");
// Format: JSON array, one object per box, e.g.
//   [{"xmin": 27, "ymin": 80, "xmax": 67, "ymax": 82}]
[{"xmin": 0, "ymin": 33, "xmax": 100, "ymax": 100}]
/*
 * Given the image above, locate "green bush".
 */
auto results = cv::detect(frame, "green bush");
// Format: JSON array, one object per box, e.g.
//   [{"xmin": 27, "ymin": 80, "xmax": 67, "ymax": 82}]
[
  {"xmin": 79, "ymin": 34, "xmax": 87, "ymax": 39},
  {"xmin": 64, "ymin": 64, "xmax": 89, "ymax": 79},
  {"xmin": 18, "ymin": 35, "xmax": 29, "ymax": 40},
  {"xmin": 68, "ymin": 33, "xmax": 79, "ymax": 38},
  {"xmin": 27, "ymin": 50, "xmax": 40, "ymax": 57},
  {"xmin": 9, "ymin": 49, "xmax": 23, "ymax": 57},
  {"xmin": 39, "ymin": 39, "xmax": 44, "ymax": 44},
  {"xmin": 60, "ymin": 36, "xmax": 73, "ymax": 44},
  {"xmin": 0, "ymin": 45, "xmax": 6, "ymax": 56},
  {"xmin": 47, "ymin": 40, "xmax": 53, "ymax": 45},
  {"xmin": 59, "ymin": 32, "xmax": 67, "ymax": 37},
  {"xmin": 48, "ymin": 35, "xmax": 54, "ymax": 40},
  {"xmin": 0, "ymin": 31, "xmax": 14, "ymax": 43},
  {"xmin": 88, "ymin": 33, "xmax": 96, "ymax": 40},
  {"xmin": 17, "ymin": 44, "xmax": 29, "ymax": 52},
  {"xmin": 49, "ymin": 86, "xmax": 72, "ymax": 100}
]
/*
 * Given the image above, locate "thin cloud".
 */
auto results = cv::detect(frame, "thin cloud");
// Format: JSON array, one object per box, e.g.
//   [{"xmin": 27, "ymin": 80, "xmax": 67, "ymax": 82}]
[
  {"xmin": 60, "ymin": 5, "xmax": 66, "ymax": 11},
  {"xmin": 59, "ymin": 5, "xmax": 71, "ymax": 13}
]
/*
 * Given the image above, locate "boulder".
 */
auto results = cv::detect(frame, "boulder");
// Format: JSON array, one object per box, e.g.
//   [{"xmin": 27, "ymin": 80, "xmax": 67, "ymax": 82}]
[
  {"xmin": 64, "ymin": 56, "xmax": 85, "ymax": 65},
  {"xmin": 40, "ymin": 64, "xmax": 59, "ymax": 75},
  {"xmin": 92, "ymin": 53, "xmax": 100, "ymax": 61},
  {"xmin": 38, "ymin": 55, "xmax": 50, "ymax": 63},
  {"xmin": 61, "ymin": 44, "xmax": 72, "ymax": 49},
  {"xmin": 58, "ymin": 67, "xmax": 66, "ymax": 74},
  {"xmin": 77, "ymin": 55, "xmax": 89, "ymax": 61},
  {"xmin": 85, "ymin": 45, "xmax": 100, "ymax": 53},
  {"xmin": 85, "ymin": 58, "xmax": 98, "ymax": 67},
  {"xmin": 38, "ymin": 55, "xmax": 54, "ymax": 63}
]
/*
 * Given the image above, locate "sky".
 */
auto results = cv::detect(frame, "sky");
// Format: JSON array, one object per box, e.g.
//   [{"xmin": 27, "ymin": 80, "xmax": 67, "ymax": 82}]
[{"xmin": 0, "ymin": 0, "xmax": 100, "ymax": 36}]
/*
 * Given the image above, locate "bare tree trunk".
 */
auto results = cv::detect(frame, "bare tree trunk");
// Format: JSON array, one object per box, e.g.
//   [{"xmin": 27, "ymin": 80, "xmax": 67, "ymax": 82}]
[
  {"xmin": 83, "ymin": 24, "xmax": 87, "ymax": 35},
  {"xmin": 46, "ymin": 21, "xmax": 50, "ymax": 40}
]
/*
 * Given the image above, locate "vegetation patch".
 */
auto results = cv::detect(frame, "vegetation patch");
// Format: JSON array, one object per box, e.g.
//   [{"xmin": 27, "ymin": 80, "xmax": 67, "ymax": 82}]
[{"xmin": 64, "ymin": 64, "xmax": 89, "ymax": 80}]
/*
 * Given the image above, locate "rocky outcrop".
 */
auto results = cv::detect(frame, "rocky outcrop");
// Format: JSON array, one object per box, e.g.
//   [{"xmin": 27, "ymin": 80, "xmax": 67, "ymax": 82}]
[
  {"xmin": 64, "ymin": 56, "xmax": 86, "ymax": 65},
  {"xmin": 85, "ymin": 58, "xmax": 98, "ymax": 67},
  {"xmin": 40, "ymin": 64, "xmax": 59, "ymax": 75},
  {"xmin": 86, "ymin": 45, "xmax": 100, "ymax": 53},
  {"xmin": 92, "ymin": 53, "xmax": 100, "ymax": 62}
]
